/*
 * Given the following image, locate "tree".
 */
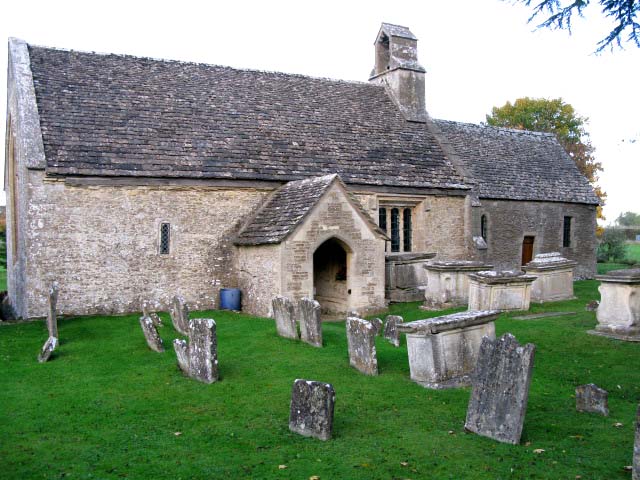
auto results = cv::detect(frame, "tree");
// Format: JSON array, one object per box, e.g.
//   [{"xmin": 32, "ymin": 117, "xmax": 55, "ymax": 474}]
[
  {"xmin": 616, "ymin": 211, "xmax": 640, "ymax": 226},
  {"xmin": 513, "ymin": 0, "xmax": 640, "ymax": 52},
  {"xmin": 597, "ymin": 227, "xmax": 628, "ymax": 262},
  {"xmin": 485, "ymin": 97, "xmax": 606, "ymax": 229}
]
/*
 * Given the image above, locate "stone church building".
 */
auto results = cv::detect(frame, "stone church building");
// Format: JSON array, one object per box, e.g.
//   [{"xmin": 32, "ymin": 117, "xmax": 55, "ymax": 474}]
[{"xmin": 5, "ymin": 24, "xmax": 599, "ymax": 319}]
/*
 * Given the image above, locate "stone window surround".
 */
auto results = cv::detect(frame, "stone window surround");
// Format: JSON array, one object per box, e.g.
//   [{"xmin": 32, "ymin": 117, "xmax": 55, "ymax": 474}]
[{"xmin": 377, "ymin": 196, "xmax": 422, "ymax": 253}]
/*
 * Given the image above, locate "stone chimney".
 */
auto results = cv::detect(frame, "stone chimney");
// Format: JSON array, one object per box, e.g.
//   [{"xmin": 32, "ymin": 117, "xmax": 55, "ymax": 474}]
[{"xmin": 369, "ymin": 23, "xmax": 427, "ymax": 123}]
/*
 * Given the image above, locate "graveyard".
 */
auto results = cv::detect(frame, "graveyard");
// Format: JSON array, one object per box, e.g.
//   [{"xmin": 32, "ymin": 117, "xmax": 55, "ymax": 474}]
[{"xmin": 1, "ymin": 278, "xmax": 640, "ymax": 479}]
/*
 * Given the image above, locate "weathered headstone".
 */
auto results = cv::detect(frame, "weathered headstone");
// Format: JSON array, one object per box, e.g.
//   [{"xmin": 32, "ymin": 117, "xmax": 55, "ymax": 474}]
[
  {"xmin": 142, "ymin": 301, "xmax": 162, "ymax": 327},
  {"xmin": 139, "ymin": 315, "xmax": 164, "ymax": 353},
  {"xmin": 170, "ymin": 295, "xmax": 190, "ymax": 336},
  {"xmin": 464, "ymin": 333, "xmax": 536, "ymax": 444},
  {"xmin": 38, "ymin": 336, "xmax": 57, "ymax": 363},
  {"xmin": 188, "ymin": 319, "xmax": 219, "ymax": 384},
  {"xmin": 575, "ymin": 384, "xmax": 609, "ymax": 416},
  {"xmin": 272, "ymin": 296, "xmax": 298, "ymax": 340},
  {"xmin": 634, "ymin": 404, "xmax": 640, "ymax": 480},
  {"xmin": 370, "ymin": 318, "xmax": 383, "ymax": 336},
  {"xmin": 346, "ymin": 317, "xmax": 378, "ymax": 375},
  {"xmin": 299, "ymin": 298, "xmax": 322, "ymax": 347},
  {"xmin": 173, "ymin": 339, "xmax": 189, "ymax": 373},
  {"xmin": 383, "ymin": 315, "xmax": 403, "ymax": 347},
  {"xmin": 46, "ymin": 283, "xmax": 59, "ymax": 339},
  {"xmin": 289, "ymin": 379, "xmax": 336, "ymax": 441}
]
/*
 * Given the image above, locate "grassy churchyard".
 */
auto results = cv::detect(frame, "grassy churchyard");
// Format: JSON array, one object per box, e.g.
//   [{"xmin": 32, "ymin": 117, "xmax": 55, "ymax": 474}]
[{"xmin": 1, "ymin": 276, "xmax": 639, "ymax": 479}]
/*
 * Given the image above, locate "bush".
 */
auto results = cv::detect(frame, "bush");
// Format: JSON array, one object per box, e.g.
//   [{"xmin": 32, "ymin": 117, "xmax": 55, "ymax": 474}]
[{"xmin": 597, "ymin": 227, "xmax": 628, "ymax": 263}]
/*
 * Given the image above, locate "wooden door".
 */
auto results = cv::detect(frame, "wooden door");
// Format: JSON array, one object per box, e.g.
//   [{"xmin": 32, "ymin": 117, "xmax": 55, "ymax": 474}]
[{"xmin": 521, "ymin": 236, "xmax": 535, "ymax": 266}]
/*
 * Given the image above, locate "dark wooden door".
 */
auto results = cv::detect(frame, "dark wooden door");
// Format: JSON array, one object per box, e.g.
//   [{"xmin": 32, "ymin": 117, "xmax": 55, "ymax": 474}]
[{"xmin": 522, "ymin": 236, "xmax": 535, "ymax": 265}]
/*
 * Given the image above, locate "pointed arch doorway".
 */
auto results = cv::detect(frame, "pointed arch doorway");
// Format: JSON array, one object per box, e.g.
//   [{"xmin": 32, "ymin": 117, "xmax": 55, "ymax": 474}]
[{"xmin": 313, "ymin": 237, "xmax": 351, "ymax": 314}]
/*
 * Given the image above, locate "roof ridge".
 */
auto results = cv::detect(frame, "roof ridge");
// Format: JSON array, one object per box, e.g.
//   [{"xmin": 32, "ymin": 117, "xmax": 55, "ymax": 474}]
[
  {"xmin": 434, "ymin": 118, "xmax": 556, "ymax": 138},
  {"xmin": 26, "ymin": 41, "xmax": 378, "ymax": 89}
]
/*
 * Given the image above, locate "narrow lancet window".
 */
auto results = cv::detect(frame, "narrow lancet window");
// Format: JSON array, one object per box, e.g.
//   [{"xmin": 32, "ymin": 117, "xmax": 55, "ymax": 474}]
[
  {"xmin": 160, "ymin": 223, "xmax": 171, "ymax": 254},
  {"xmin": 403, "ymin": 208, "xmax": 412, "ymax": 252},
  {"xmin": 390, "ymin": 208, "xmax": 400, "ymax": 252}
]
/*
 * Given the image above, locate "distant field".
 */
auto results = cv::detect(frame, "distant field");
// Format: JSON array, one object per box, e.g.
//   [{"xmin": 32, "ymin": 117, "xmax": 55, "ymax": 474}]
[{"xmin": 627, "ymin": 243, "xmax": 640, "ymax": 263}]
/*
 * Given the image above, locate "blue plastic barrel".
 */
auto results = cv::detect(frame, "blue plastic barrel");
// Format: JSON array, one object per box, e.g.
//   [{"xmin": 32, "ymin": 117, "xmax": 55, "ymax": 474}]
[{"xmin": 219, "ymin": 288, "xmax": 241, "ymax": 311}]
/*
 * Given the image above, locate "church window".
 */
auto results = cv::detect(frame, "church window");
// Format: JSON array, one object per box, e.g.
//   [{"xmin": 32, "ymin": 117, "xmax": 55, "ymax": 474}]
[
  {"xmin": 378, "ymin": 207, "xmax": 387, "ymax": 233},
  {"xmin": 481, "ymin": 215, "xmax": 488, "ymax": 242},
  {"xmin": 403, "ymin": 208, "xmax": 412, "ymax": 252},
  {"xmin": 160, "ymin": 223, "xmax": 171, "ymax": 254},
  {"xmin": 563, "ymin": 216, "xmax": 572, "ymax": 248},
  {"xmin": 390, "ymin": 208, "xmax": 400, "ymax": 252}
]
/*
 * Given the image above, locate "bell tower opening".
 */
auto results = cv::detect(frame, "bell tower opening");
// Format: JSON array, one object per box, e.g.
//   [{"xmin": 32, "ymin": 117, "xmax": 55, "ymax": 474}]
[{"xmin": 313, "ymin": 237, "xmax": 351, "ymax": 314}]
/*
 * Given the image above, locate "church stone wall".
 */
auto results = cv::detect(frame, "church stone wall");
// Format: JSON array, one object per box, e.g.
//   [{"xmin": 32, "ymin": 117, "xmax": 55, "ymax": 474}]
[
  {"xmin": 473, "ymin": 199, "xmax": 597, "ymax": 279},
  {"xmin": 419, "ymin": 195, "xmax": 468, "ymax": 259},
  {"xmin": 237, "ymin": 244, "xmax": 282, "ymax": 318},
  {"xmin": 21, "ymin": 171, "xmax": 271, "ymax": 319}
]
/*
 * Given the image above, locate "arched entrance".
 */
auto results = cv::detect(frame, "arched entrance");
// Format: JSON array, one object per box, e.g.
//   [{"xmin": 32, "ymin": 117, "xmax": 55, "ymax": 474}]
[{"xmin": 313, "ymin": 237, "xmax": 351, "ymax": 314}]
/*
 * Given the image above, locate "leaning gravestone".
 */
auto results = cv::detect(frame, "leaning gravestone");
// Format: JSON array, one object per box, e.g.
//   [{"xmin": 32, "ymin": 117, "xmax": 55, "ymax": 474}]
[
  {"xmin": 47, "ymin": 283, "xmax": 59, "ymax": 339},
  {"xmin": 272, "ymin": 296, "xmax": 298, "ymax": 340},
  {"xmin": 383, "ymin": 315, "xmax": 403, "ymax": 347},
  {"xmin": 139, "ymin": 315, "xmax": 164, "ymax": 353},
  {"xmin": 465, "ymin": 333, "xmax": 536, "ymax": 444},
  {"xmin": 299, "ymin": 298, "xmax": 322, "ymax": 347},
  {"xmin": 37, "ymin": 336, "xmax": 57, "ymax": 363},
  {"xmin": 142, "ymin": 301, "xmax": 162, "ymax": 327},
  {"xmin": 289, "ymin": 379, "xmax": 335, "ymax": 441},
  {"xmin": 172, "ymin": 318, "xmax": 219, "ymax": 384},
  {"xmin": 576, "ymin": 383, "xmax": 609, "ymax": 416},
  {"xmin": 346, "ymin": 317, "xmax": 378, "ymax": 375},
  {"xmin": 634, "ymin": 405, "xmax": 640, "ymax": 480},
  {"xmin": 170, "ymin": 295, "xmax": 190, "ymax": 336}
]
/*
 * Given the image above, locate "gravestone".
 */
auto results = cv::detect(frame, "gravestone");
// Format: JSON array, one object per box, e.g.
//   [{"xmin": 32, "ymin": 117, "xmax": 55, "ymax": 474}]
[
  {"xmin": 139, "ymin": 315, "xmax": 164, "ymax": 353},
  {"xmin": 465, "ymin": 333, "xmax": 536, "ymax": 444},
  {"xmin": 37, "ymin": 336, "xmax": 57, "ymax": 363},
  {"xmin": 142, "ymin": 301, "xmax": 162, "ymax": 326},
  {"xmin": 170, "ymin": 295, "xmax": 190, "ymax": 336},
  {"xmin": 188, "ymin": 319, "xmax": 219, "ymax": 383},
  {"xmin": 272, "ymin": 296, "xmax": 298, "ymax": 340},
  {"xmin": 289, "ymin": 379, "xmax": 335, "ymax": 441},
  {"xmin": 576, "ymin": 384, "xmax": 609, "ymax": 416},
  {"xmin": 634, "ymin": 405, "xmax": 640, "ymax": 480},
  {"xmin": 383, "ymin": 315, "xmax": 403, "ymax": 347},
  {"xmin": 370, "ymin": 318, "xmax": 383, "ymax": 336},
  {"xmin": 299, "ymin": 298, "xmax": 322, "ymax": 347},
  {"xmin": 590, "ymin": 269, "xmax": 640, "ymax": 341},
  {"xmin": 172, "ymin": 319, "xmax": 219, "ymax": 384},
  {"xmin": 173, "ymin": 339, "xmax": 189, "ymax": 373},
  {"xmin": 47, "ymin": 283, "xmax": 59, "ymax": 339},
  {"xmin": 346, "ymin": 317, "xmax": 378, "ymax": 375}
]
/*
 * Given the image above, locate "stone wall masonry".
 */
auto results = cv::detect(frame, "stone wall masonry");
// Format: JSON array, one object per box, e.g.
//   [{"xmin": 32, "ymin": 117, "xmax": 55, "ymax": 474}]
[
  {"xmin": 21, "ymin": 171, "xmax": 271, "ymax": 318},
  {"xmin": 237, "ymin": 243, "xmax": 282, "ymax": 317},
  {"xmin": 473, "ymin": 199, "xmax": 597, "ymax": 279},
  {"xmin": 421, "ymin": 195, "xmax": 468, "ymax": 259}
]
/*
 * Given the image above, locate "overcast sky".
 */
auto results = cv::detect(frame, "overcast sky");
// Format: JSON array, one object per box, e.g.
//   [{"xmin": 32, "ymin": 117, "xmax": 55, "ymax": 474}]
[{"xmin": 1, "ymin": 0, "xmax": 638, "ymax": 223}]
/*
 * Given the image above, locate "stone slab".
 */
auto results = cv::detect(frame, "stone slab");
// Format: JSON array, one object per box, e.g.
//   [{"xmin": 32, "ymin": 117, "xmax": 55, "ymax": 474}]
[
  {"xmin": 383, "ymin": 315, "xmax": 403, "ymax": 347},
  {"xmin": 576, "ymin": 383, "xmax": 609, "ymax": 416},
  {"xmin": 173, "ymin": 339, "xmax": 189, "ymax": 373},
  {"xmin": 464, "ymin": 333, "xmax": 536, "ymax": 445},
  {"xmin": 273, "ymin": 296, "xmax": 298, "ymax": 340},
  {"xmin": 370, "ymin": 318, "xmax": 383, "ymax": 336},
  {"xmin": 299, "ymin": 298, "xmax": 322, "ymax": 347},
  {"xmin": 37, "ymin": 336, "xmax": 57, "ymax": 363},
  {"xmin": 398, "ymin": 310, "xmax": 500, "ymax": 335},
  {"xmin": 170, "ymin": 295, "xmax": 190, "ymax": 336},
  {"xmin": 142, "ymin": 301, "xmax": 162, "ymax": 326},
  {"xmin": 346, "ymin": 317, "xmax": 378, "ymax": 375},
  {"xmin": 289, "ymin": 379, "xmax": 335, "ymax": 441},
  {"xmin": 139, "ymin": 315, "xmax": 164, "ymax": 353}
]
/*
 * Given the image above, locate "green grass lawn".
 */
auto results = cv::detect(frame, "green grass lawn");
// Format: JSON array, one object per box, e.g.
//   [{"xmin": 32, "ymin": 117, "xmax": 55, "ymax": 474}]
[
  {"xmin": 627, "ymin": 243, "xmax": 640, "ymax": 264},
  {"xmin": 1, "ymin": 280, "xmax": 639, "ymax": 479}
]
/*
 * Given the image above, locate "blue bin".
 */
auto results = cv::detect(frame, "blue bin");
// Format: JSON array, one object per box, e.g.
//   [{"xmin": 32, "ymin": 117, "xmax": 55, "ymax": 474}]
[{"xmin": 220, "ymin": 288, "xmax": 241, "ymax": 311}]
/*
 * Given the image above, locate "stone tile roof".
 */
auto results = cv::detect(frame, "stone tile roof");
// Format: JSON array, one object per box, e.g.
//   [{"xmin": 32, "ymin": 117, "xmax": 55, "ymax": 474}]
[
  {"xmin": 27, "ymin": 45, "xmax": 466, "ymax": 191},
  {"xmin": 235, "ymin": 174, "xmax": 385, "ymax": 245},
  {"xmin": 432, "ymin": 119, "xmax": 600, "ymax": 205},
  {"xmin": 379, "ymin": 23, "xmax": 418, "ymax": 40}
]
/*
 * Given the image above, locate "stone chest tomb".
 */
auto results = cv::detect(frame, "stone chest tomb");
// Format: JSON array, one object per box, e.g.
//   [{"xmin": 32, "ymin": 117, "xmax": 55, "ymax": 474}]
[
  {"xmin": 422, "ymin": 260, "xmax": 493, "ymax": 309},
  {"xmin": 468, "ymin": 270, "xmax": 537, "ymax": 312},
  {"xmin": 523, "ymin": 252, "xmax": 576, "ymax": 303},
  {"xmin": 590, "ymin": 269, "xmax": 640, "ymax": 341}
]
